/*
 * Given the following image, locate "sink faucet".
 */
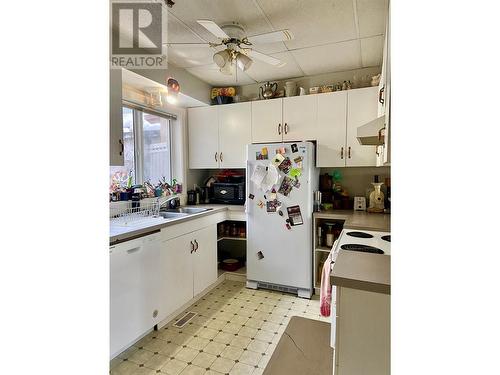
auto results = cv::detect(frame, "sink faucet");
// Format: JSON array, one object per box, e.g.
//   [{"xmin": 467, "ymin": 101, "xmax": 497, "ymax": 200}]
[{"xmin": 158, "ymin": 195, "xmax": 180, "ymax": 209}]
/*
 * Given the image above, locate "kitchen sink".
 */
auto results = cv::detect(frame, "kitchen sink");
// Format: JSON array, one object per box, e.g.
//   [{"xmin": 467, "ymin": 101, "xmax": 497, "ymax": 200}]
[
  {"xmin": 165, "ymin": 207, "xmax": 213, "ymax": 214},
  {"xmin": 158, "ymin": 211, "xmax": 189, "ymax": 219}
]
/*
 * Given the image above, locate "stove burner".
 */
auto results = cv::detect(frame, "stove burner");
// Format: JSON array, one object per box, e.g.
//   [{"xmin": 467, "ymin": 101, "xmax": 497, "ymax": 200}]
[
  {"xmin": 381, "ymin": 235, "xmax": 391, "ymax": 242},
  {"xmin": 341, "ymin": 244, "xmax": 384, "ymax": 254},
  {"xmin": 346, "ymin": 231, "xmax": 373, "ymax": 238}
]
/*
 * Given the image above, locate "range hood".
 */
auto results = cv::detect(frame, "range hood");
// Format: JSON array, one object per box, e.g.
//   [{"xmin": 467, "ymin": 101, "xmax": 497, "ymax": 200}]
[{"xmin": 356, "ymin": 116, "xmax": 386, "ymax": 145}]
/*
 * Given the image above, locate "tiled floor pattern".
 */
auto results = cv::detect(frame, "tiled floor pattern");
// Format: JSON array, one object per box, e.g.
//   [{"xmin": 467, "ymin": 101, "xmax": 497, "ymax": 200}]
[{"xmin": 110, "ymin": 280, "xmax": 328, "ymax": 375}]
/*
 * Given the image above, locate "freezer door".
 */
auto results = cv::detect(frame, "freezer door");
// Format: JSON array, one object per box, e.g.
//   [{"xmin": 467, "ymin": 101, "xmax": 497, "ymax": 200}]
[{"xmin": 246, "ymin": 142, "xmax": 315, "ymax": 292}]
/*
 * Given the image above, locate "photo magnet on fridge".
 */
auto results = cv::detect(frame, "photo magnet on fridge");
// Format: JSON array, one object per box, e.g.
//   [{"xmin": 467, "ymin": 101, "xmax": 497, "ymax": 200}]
[
  {"xmin": 278, "ymin": 176, "xmax": 294, "ymax": 196},
  {"xmin": 276, "ymin": 147, "xmax": 286, "ymax": 155},
  {"xmin": 278, "ymin": 157, "xmax": 292, "ymax": 174},
  {"xmin": 272, "ymin": 153, "xmax": 285, "ymax": 167},
  {"xmin": 287, "ymin": 205, "xmax": 304, "ymax": 226},
  {"xmin": 291, "ymin": 143, "xmax": 298, "ymax": 153}
]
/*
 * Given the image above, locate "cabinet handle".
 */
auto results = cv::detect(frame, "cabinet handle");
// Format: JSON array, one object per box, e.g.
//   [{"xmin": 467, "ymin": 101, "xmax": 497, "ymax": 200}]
[
  {"xmin": 119, "ymin": 139, "xmax": 124, "ymax": 156},
  {"xmin": 194, "ymin": 240, "xmax": 199, "ymax": 252},
  {"xmin": 190, "ymin": 241, "xmax": 194, "ymax": 254},
  {"xmin": 340, "ymin": 147, "xmax": 344, "ymax": 159},
  {"xmin": 284, "ymin": 123, "xmax": 289, "ymax": 134},
  {"xmin": 220, "ymin": 153, "xmax": 223, "ymax": 163},
  {"xmin": 348, "ymin": 146, "xmax": 351, "ymax": 159},
  {"xmin": 379, "ymin": 86, "xmax": 385, "ymax": 105},
  {"xmin": 214, "ymin": 152, "xmax": 218, "ymax": 162},
  {"xmin": 278, "ymin": 123, "xmax": 282, "ymax": 135},
  {"xmin": 127, "ymin": 247, "xmax": 140, "ymax": 254}
]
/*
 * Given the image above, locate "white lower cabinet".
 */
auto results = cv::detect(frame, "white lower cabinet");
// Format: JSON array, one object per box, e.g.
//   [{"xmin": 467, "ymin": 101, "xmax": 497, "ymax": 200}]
[
  {"xmin": 192, "ymin": 225, "xmax": 218, "ymax": 296},
  {"xmin": 110, "ymin": 224, "xmax": 218, "ymax": 358},
  {"xmin": 159, "ymin": 224, "xmax": 217, "ymax": 320},
  {"xmin": 109, "ymin": 233, "xmax": 162, "ymax": 358}
]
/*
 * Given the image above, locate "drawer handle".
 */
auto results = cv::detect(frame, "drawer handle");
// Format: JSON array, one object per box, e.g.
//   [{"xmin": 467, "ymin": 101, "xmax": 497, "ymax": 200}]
[
  {"xmin": 127, "ymin": 247, "xmax": 140, "ymax": 254},
  {"xmin": 220, "ymin": 153, "xmax": 223, "ymax": 163},
  {"xmin": 190, "ymin": 241, "xmax": 194, "ymax": 253},
  {"xmin": 340, "ymin": 147, "xmax": 344, "ymax": 159},
  {"xmin": 348, "ymin": 146, "xmax": 351, "ymax": 159},
  {"xmin": 119, "ymin": 139, "xmax": 124, "ymax": 156},
  {"xmin": 194, "ymin": 240, "xmax": 199, "ymax": 252},
  {"xmin": 284, "ymin": 123, "xmax": 289, "ymax": 134},
  {"xmin": 215, "ymin": 152, "xmax": 218, "ymax": 162},
  {"xmin": 278, "ymin": 123, "xmax": 282, "ymax": 135}
]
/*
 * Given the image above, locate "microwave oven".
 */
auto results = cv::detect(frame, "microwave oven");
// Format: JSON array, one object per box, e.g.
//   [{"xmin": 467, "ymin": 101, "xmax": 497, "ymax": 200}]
[{"xmin": 210, "ymin": 182, "xmax": 245, "ymax": 205}]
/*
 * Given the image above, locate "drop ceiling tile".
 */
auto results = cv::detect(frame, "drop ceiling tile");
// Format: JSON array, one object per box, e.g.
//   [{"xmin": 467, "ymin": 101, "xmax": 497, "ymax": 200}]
[
  {"xmin": 291, "ymin": 40, "xmax": 361, "ymax": 76},
  {"xmin": 245, "ymin": 51, "xmax": 303, "ymax": 82},
  {"xmin": 167, "ymin": 13, "xmax": 205, "ymax": 43},
  {"xmin": 360, "ymin": 36, "xmax": 384, "ymax": 67},
  {"xmin": 356, "ymin": 0, "xmax": 388, "ymax": 38},
  {"xmin": 186, "ymin": 64, "xmax": 256, "ymax": 86},
  {"xmin": 256, "ymin": 0, "xmax": 357, "ymax": 50},
  {"xmin": 167, "ymin": 46, "xmax": 216, "ymax": 68},
  {"xmin": 168, "ymin": 1, "xmax": 274, "ymax": 43}
]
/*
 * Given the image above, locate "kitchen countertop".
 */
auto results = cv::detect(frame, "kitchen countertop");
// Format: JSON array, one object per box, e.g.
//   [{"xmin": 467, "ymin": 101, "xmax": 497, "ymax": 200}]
[
  {"xmin": 314, "ymin": 210, "xmax": 390, "ymax": 232},
  {"xmin": 110, "ymin": 204, "xmax": 245, "ymax": 244},
  {"xmin": 330, "ymin": 251, "xmax": 390, "ymax": 294}
]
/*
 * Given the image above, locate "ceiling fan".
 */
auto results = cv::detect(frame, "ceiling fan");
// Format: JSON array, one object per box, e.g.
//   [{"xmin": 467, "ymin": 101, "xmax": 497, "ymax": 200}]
[{"xmin": 166, "ymin": 20, "xmax": 294, "ymax": 75}]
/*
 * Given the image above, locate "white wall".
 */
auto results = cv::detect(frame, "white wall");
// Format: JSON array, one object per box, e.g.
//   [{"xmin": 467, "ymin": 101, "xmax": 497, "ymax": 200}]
[{"xmin": 237, "ymin": 66, "xmax": 381, "ymax": 100}]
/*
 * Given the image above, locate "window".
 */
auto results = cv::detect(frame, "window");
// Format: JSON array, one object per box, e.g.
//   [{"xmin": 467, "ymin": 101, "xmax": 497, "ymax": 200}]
[{"xmin": 110, "ymin": 106, "xmax": 172, "ymax": 192}]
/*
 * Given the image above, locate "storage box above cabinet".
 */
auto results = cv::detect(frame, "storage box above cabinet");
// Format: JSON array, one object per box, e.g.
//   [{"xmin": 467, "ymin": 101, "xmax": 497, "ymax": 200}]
[{"xmin": 188, "ymin": 103, "xmax": 251, "ymax": 169}]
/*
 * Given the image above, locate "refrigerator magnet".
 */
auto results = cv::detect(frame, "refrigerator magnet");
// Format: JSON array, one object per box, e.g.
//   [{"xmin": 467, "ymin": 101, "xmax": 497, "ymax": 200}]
[
  {"xmin": 248, "ymin": 193, "xmax": 255, "ymax": 200},
  {"xmin": 285, "ymin": 223, "xmax": 292, "ymax": 230},
  {"xmin": 266, "ymin": 200, "xmax": 278, "ymax": 213},
  {"xmin": 257, "ymin": 251, "xmax": 264, "ymax": 260},
  {"xmin": 278, "ymin": 157, "xmax": 292, "ymax": 174},
  {"xmin": 290, "ymin": 168, "xmax": 302, "ymax": 178},
  {"xmin": 278, "ymin": 176, "xmax": 294, "ymax": 196},
  {"xmin": 257, "ymin": 200, "xmax": 265, "ymax": 209},
  {"xmin": 287, "ymin": 205, "xmax": 304, "ymax": 226},
  {"xmin": 291, "ymin": 143, "xmax": 298, "ymax": 153},
  {"xmin": 272, "ymin": 153, "xmax": 285, "ymax": 167},
  {"xmin": 276, "ymin": 147, "xmax": 286, "ymax": 155}
]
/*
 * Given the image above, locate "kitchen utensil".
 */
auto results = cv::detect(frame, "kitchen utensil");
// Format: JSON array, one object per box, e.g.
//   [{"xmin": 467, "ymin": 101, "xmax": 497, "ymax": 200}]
[
  {"xmin": 367, "ymin": 176, "xmax": 385, "ymax": 213},
  {"xmin": 259, "ymin": 81, "xmax": 278, "ymax": 99},
  {"xmin": 285, "ymin": 81, "xmax": 296, "ymax": 97},
  {"xmin": 298, "ymin": 87, "xmax": 306, "ymax": 95},
  {"xmin": 309, "ymin": 86, "xmax": 319, "ymax": 94}
]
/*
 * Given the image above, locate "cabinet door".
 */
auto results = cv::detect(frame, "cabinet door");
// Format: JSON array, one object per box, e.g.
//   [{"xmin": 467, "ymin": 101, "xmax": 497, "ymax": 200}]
[
  {"xmin": 346, "ymin": 87, "xmax": 378, "ymax": 167},
  {"xmin": 251, "ymin": 98, "xmax": 283, "ymax": 143},
  {"xmin": 110, "ymin": 69, "xmax": 124, "ymax": 166},
  {"xmin": 159, "ymin": 232, "xmax": 194, "ymax": 321},
  {"xmin": 316, "ymin": 92, "xmax": 347, "ymax": 167},
  {"xmin": 192, "ymin": 225, "xmax": 217, "ymax": 296},
  {"xmin": 218, "ymin": 102, "xmax": 252, "ymax": 168},
  {"xmin": 282, "ymin": 95, "xmax": 317, "ymax": 142},
  {"xmin": 110, "ymin": 235, "xmax": 158, "ymax": 357},
  {"xmin": 188, "ymin": 106, "xmax": 219, "ymax": 168}
]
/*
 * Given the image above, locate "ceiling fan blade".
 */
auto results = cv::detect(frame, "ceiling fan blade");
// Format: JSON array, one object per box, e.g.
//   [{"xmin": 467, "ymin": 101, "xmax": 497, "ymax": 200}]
[
  {"xmin": 247, "ymin": 50, "xmax": 285, "ymax": 67},
  {"xmin": 247, "ymin": 29, "xmax": 294, "ymax": 44},
  {"xmin": 197, "ymin": 20, "xmax": 229, "ymax": 39}
]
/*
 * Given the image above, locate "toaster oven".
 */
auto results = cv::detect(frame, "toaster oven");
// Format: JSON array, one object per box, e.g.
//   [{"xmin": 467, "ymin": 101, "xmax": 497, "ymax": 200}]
[{"xmin": 210, "ymin": 182, "xmax": 245, "ymax": 205}]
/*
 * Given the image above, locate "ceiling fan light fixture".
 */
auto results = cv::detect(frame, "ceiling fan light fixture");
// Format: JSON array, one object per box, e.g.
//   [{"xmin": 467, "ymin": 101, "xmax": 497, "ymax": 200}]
[
  {"xmin": 236, "ymin": 53, "xmax": 252, "ymax": 71},
  {"xmin": 213, "ymin": 50, "xmax": 230, "ymax": 68},
  {"xmin": 219, "ymin": 61, "xmax": 233, "ymax": 75}
]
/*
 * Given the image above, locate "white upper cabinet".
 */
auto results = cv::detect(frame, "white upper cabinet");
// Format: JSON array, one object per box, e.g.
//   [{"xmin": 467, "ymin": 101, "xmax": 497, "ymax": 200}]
[
  {"xmin": 110, "ymin": 69, "xmax": 124, "ymax": 166},
  {"xmin": 316, "ymin": 92, "xmax": 348, "ymax": 167},
  {"xmin": 283, "ymin": 95, "xmax": 317, "ymax": 142},
  {"xmin": 188, "ymin": 106, "xmax": 219, "ymax": 169},
  {"xmin": 346, "ymin": 87, "xmax": 379, "ymax": 167},
  {"xmin": 218, "ymin": 103, "xmax": 252, "ymax": 168},
  {"xmin": 251, "ymin": 98, "xmax": 283, "ymax": 143}
]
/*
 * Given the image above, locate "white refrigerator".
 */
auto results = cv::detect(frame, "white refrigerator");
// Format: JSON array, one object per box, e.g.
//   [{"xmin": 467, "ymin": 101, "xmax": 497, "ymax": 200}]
[{"xmin": 246, "ymin": 141, "xmax": 319, "ymax": 298}]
